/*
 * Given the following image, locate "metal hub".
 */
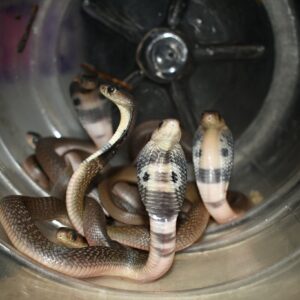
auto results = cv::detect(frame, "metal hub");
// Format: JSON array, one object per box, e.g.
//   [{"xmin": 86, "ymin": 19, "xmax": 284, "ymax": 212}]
[{"xmin": 136, "ymin": 28, "xmax": 188, "ymax": 82}]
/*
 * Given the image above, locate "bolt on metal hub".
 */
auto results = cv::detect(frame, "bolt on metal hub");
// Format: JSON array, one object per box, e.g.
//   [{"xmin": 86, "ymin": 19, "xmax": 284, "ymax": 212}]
[{"xmin": 136, "ymin": 28, "xmax": 188, "ymax": 82}]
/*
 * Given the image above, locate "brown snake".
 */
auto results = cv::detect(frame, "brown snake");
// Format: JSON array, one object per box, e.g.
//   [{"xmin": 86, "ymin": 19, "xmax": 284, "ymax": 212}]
[
  {"xmin": 0, "ymin": 118, "xmax": 196, "ymax": 281},
  {"xmin": 23, "ymin": 132, "xmax": 96, "ymax": 196},
  {"xmin": 22, "ymin": 154, "xmax": 51, "ymax": 190},
  {"xmin": 66, "ymin": 84, "xmax": 136, "ymax": 236},
  {"xmin": 35, "ymin": 137, "xmax": 95, "ymax": 196},
  {"xmin": 22, "ymin": 141, "xmax": 209, "ymax": 251}
]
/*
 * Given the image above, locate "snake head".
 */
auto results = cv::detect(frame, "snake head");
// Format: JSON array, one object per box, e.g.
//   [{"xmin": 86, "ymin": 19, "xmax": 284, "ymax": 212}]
[
  {"xmin": 70, "ymin": 75, "xmax": 105, "ymax": 112},
  {"xmin": 56, "ymin": 228, "xmax": 88, "ymax": 248},
  {"xmin": 71, "ymin": 74, "xmax": 99, "ymax": 92},
  {"xmin": 69, "ymin": 74, "xmax": 100, "ymax": 101},
  {"xmin": 99, "ymin": 84, "xmax": 134, "ymax": 107},
  {"xmin": 26, "ymin": 131, "xmax": 41, "ymax": 149},
  {"xmin": 151, "ymin": 119, "xmax": 182, "ymax": 151},
  {"xmin": 200, "ymin": 111, "xmax": 227, "ymax": 130}
]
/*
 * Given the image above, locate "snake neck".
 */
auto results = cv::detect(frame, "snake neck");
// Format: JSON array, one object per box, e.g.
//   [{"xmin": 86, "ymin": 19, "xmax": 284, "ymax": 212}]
[
  {"xmin": 86, "ymin": 105, "xmax": 134, "ymax": 162},
  {"xmin": 124, "ymin": 215, "xmax": 177, "ymax": 282},
  {"xmin": 67, "ymin": 104, "xmax": 134, "ymax": 235},
  {"xmin": 66, "ymin": 159, "xmax": 102, "ymax": 235}
]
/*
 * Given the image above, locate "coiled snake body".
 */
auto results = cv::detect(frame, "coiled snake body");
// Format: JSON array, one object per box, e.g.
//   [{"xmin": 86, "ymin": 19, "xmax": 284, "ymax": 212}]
[
  {"xmin": 0, "ymin": 116, "xmax": 188, "ymax": 281},
  {"xmin": 0, "ymin": 81, "xmax": 240, "ymax": 281},
  {"xmin": 66, "ymin": 85, "xmax": 135, "ymax": 236}
]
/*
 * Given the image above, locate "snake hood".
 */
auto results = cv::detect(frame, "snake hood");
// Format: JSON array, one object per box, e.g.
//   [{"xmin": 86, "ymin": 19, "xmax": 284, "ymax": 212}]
[
  {"xmin": 70, "ymin": 75, "xmax": 109, "ymax": 120},
  {"xmin": 70, "ymin": 75, "xmax": 114, "ymax": 148},
  {"xmin": 193, "ymin": 111, "xmax": 238, "ymax": 224},
  {"xmin": 137, "ymin": 119, "xmax": 187, "ymax": 220}
]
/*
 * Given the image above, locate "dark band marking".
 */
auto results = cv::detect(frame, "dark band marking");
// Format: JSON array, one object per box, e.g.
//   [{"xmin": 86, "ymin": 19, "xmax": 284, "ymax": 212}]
[
  {"xmin": 153, "ymin": 246, "xmax": 175, "ymax": 257},
  {"xmin": 76, "ymin": 106, "xmax": 110, "ymax": 124},
  {"xmin": 204, "ymin": 199, "xmax": 226, "ymax": 208},
  {"xmin": 153, "ymin": 232, "xmax": 176, "ymax": 244},
  {"xmin": 196, "ymin": 168, "xmax": 230, "ymax": 183},
  {"xmin": 152, "ymin": 171, "xmax": 170, "ymax": 182},
  {"xmin": 146, "ymin": 190, "xmax": 176, "ymax": 199},
  {"xmin": 143, "ymin": 191, "xmax": 181, "ymax": 217}
]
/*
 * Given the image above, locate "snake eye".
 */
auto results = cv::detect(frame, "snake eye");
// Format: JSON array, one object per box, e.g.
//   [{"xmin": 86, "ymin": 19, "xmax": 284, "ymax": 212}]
[
  {"xmin": 27, "ymin": 131, "xmax": 40, "ymax": 145},
  {"xmin": 107, "ymin": 86, "xmax": 116, "ymax": 94},
  {"xmin": 73, "ymin": 98, "xmax": 81, "ymax": 106}
]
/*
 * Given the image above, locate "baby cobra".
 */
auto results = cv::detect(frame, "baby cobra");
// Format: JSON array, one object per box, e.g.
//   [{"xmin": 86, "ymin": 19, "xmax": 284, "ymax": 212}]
[
  {"xmin": 70, "ymin": 74, "xmax": 114, "ymax": 148},
  {"xmin": 0, "ymin": 119, "xmax": 186, "ymax": 281},
  {"xmin": 66, "ymin": 84, "xmax": 135, "ymax": 235},
  {"xmin": 193, "ymin": 111, "xmax": 239, "ymax": 224}
]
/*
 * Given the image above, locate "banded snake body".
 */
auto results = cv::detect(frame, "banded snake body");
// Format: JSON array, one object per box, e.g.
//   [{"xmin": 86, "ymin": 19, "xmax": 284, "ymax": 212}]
[
  {"xmin": 193, "ymin": 112, "xmax": 240, "ymax": 223},
  {"xmin": 0, "ymin": 112, "xmax": 189, "ymax": 281},
  {"xmin": 0, "ymin": 80, "xmax": 244, "ymax": 281}
]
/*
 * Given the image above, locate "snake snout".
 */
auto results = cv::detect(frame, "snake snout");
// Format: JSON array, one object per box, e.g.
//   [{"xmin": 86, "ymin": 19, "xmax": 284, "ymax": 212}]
[
  {"xmin": 200, "ymin": 111, "xmax": 225, "ymax": 128},
  {"xmin": 162, "ymin": 119, "xmax": 180, "ymax": 133}
]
